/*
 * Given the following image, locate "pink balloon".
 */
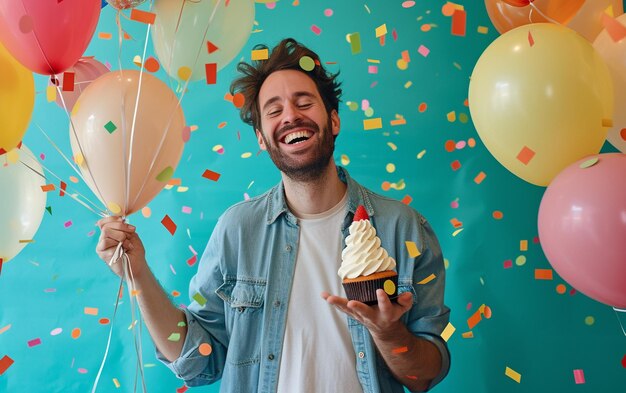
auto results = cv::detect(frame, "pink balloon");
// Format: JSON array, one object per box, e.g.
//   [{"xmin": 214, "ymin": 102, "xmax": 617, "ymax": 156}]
[
  {"xmin": 0, "ymin": 0, "xmax": 100, "ymax": 75},
  {"xmin": 538, "ymin": 153, "xmax": 626, "ymax": 308},
  {"xmin": 51, "ymin": 57, "xmax": 110, "ymax": 111}
]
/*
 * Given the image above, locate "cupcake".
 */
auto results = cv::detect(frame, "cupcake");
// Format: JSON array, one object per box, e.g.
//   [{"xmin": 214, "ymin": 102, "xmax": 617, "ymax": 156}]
[{"xmin": 338, "ymin": 205, "xmax": 398, "ymax": 305}]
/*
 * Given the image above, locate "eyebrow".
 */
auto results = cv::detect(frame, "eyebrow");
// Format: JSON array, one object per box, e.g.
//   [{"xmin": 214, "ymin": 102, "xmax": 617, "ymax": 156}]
[{"xmin": 261, "ymin": 91, "xmax": 317, "ymax": 112}]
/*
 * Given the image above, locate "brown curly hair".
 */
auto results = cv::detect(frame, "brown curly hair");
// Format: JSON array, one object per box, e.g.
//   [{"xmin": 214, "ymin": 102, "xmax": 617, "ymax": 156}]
[{"xmin": 230, "ymin": 38, "xmax": 342, "ymax": 132}]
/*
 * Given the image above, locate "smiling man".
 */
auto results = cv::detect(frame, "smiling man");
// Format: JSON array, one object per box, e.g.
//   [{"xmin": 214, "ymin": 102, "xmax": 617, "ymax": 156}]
[{"xmin": 96, "ymin": 38, "xmax": 450, "ymax": 393}]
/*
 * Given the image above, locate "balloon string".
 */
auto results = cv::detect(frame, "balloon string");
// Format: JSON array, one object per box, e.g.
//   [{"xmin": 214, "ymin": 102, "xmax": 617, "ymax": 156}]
[
  {"xmin": 125, "ymin": 0, "xmax": 155, "ymax": 215},
  {"xmin": 128, "ymin": 0, "xmax": 222, "ymax": 210},
  {"xmin": 614, "ymin": 307, "xmax": 626, "ymax": 337},
  {"xmin": 164, "ymin": 0, "xmax": 187, "ymax": 92},
  {"xmin": 55, "ymin": 83, "xmax": 111, "ymax": 215},
  {"xmin": 528, "ymin": 2, "xmax": 561, "ymax": 25},
  {"xmin": 18, "ymin": 151, "xmax": 107, "ymax": 218},
  {"xmin": 90, "ymin": 265, "xmax": 125, "ymax": 393}
]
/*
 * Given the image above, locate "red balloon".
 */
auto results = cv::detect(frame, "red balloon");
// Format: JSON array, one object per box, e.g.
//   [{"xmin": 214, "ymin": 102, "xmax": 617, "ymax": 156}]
[{"xmin": 0, "ymin": 0, "xmax": 100, "ymax": 75}]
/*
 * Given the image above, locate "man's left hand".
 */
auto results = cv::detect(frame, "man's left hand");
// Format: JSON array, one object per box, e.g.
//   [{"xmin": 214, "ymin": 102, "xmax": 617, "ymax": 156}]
[{"xmin": 321, "ymin": 290, "xmax": 413, "ymax": 338}]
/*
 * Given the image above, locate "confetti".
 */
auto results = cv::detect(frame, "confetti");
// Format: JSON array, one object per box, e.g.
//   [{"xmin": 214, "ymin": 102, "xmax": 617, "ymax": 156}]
[
  {"xmin": 207, "ymin": 41, "xmax": 218, "ymax": 54},
  {"xmin": 0, "ymin": 355, "xmax": 14, "ymax": 375},
  {"xmin": 192, "ymin": 292, "xmax": 207, "ymax": 306},
  {"xmin": 440, "ymin": 322, "xmax": 455, "ymax": 342},
  {"xmin": 516, "ymin": 146, "xmax": 535, "ymax": 165},
  {"xmin": 348, "ymin": 33, "xmax": 362, "ymax": 54},
  {"xmin": 62, "ymin": 72, "xmax": 75, "ymax": 92},
  {"xmin": 130, "ymin": 9, "xmax": 156, "ymax": 24},
  {"xmin": 505, "ymin": 366, "xmax": 521, "ymax": 383},
  {"xmin": 84, "ymin": 307, "xmax": 98, "ymax": 316},
  {"xmin": 167, "ymin": 333, "xmax": 181, "ymax": 342},
  {"xmin": 144, "ymin": 57, "xmax": 160, "ymax": 72},
  {"xmin": 202, "ymin": 169, "xmax": 221, "ymax": 181},
  {"xmin": 178, "ymin": 66, "xmax": 192, "ymax": 81},
  {"xmin": 400, "ymin": 195, "xmax": 412, "ymax": 205},
  {"xmin": 601, "ymin": 13, "xmax": 626, "ymax": 42},
  {"xmin": 311, "ymin": 24, "xmax": 322, "ymax": 35},
  {"xmin": 375, "ymin": 24, "xmax": 387, "ymax": 38},
  {"xmin": 98, "ymin": 32, "xmax": 112, "ymax": 40},
  {"xmin": 451, "ymin": 9, "xmax": 466, "ymax": 36},
  {"xmin": 405, "ymin": 241, "xmax": 421, "ymax": 258},
  {"xmin": 392, "ymin": 346, "xmax": 409, "ymax": 354},
  {"xmin": 520, "ymin": 240, "xmax": 528, "ymax": 251},
  {"xmin": 71, "ymin": 328, "xmax": 81, "ymax": 339},
  {"xmin": 113, "ymin": 378, "xmax": 121, "ymax": 388},
  {"xmin": 417, "ymin": 274, "xmax": 436, "ymax": 285},
  {"xmin": 474, "ymin": 172, "xmax": 486, "ymax": 184},
  {"xmin": 467, "ymin": 309, "xmax": 482, "ymax": 330},
  {"xmin": 156, "ymin": 166, "xmax": 174, "ymax": 182},
  {"xmin": 205, "ymin": 63, "xmax": 217, "ymax": 84},
  {"xmin": 199, "ymin": 343, "xmax": 213, "ymax": 356},
  {"xmin": 528, "ymin": 31, "xmax": 535, "ymax": 47},
  {"xmin": 363, "ymin": 118, "xmax": 382, "ymax": 130},
  {"xmin": 417, "ymin": 45, "xmax": 430, "ymax": 57},
  {"xmin": 104, "ymin": 121, "xmax": 117, "ymax": 134},
  {"xmin": 573, "ymin": 369, "xmax": 585, "ymax": 384},
  {"xmin": 41, "ymin": 184, "xmax": 56, "ymax": 192},
  {"xmin": 0, "ymin": 325, "xmax": 11, "ymax": 335},
  {"xmin": 580, "ymin": 157, "xmax": 598, "ymax": 169},
  {"xmin": 27, "ymin": 338, "xmax": 41, "ymax": 347},
  {"xmin": 251, "ymin": 49, "xmax": 269, "ymax": 60},
  {"xmin": 161, "ymin": 215, "xmax": 177, "ymax": 235},
  {"xmin": 299, "ymin": 56, "xmax": 315, "ymax": 71}
]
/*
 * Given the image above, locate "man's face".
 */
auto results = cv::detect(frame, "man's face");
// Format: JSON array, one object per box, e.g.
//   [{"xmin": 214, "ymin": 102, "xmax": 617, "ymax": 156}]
[{"xmin": 256, "ymin": 69, "xmax": 340, "ymax": 182}]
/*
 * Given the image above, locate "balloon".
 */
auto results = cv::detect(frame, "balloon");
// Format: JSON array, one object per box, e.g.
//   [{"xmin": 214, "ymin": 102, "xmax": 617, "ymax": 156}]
[
  {"xmin": 594, "ymin": 14, "xmax": 626, "ymax": 154},
  {"xmin": 0, "ymin": 0, "xmax": 100, "ymax": 75},
  {"xmin": 484, "ymin": 0, "xmax": 585, "ymax": 34},
  {"xmin": 151, "ymin": 0, "xmax": 255, "ymax": 82},
  {"xmin": 70, "ymin": 70, "xmax": 186, "ymax": 216},
  {"xmin": 538, "ymin": 153, "xmax": 626, "ymax": 308},
  {"xmin": 568, "ymin": 0, "xmax": 624, "ymax": 42},
  {"xmin": 106, "ymin": 0, "xmax": 146, "ymax": 9},
  {"xmin": 0, "ymin": 145, "xmax": 46, "ymax": 264},
  {"xmin": 468, "ymin": 23, "xmax": 613, "ymax": 187},
  {"xmin": 51, "ymin": 57, "xmax": 110, "ymax": 112},
  {"xmin": 0, "ymin": 42, "xmax": 34, "ymax": 154}
]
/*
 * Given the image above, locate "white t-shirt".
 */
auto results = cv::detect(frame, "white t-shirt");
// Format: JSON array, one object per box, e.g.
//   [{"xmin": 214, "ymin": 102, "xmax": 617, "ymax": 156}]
[{"xmin": 276, "ymin": 192, "xmax": 362, "ymax": 393}]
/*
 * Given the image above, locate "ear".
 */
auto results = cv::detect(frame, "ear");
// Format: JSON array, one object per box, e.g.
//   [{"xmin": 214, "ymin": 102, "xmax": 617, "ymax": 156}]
[
  {"xmin": 330, "ymin": 109, "xmax": 340, "ymax": 137},
  {"xmin": 255, "ymin": 129, "xmax": 267, "ymax": 151}
]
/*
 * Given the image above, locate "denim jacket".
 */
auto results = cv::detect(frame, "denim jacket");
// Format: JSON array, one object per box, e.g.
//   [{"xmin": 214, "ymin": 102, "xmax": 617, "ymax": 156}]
[{"xmin": 157, "ymin": 167, "xmax": 451, "ymax": 392}]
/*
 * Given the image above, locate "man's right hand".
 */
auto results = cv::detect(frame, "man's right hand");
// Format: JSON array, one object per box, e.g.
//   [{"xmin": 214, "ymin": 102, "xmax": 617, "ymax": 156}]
[{"xmin": 96, "ymin": 216, "xmax": 147, "ymax": 279}]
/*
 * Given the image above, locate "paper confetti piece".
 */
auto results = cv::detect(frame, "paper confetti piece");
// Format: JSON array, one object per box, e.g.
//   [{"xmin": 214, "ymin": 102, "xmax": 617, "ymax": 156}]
[
  {"xmin": 104, "ymin": 121, "xmax": 117, "ymax": 134},
  {"xmin": 62, "ymin": 72, "xmax": 75, "ymax": 92},
  {"xmin": 440, "ymin": 322, "xmax": 455, "ymax": 342},
  {"xmin": 405, "ymin": 241, "xmax": 421, "ymax": 258},
  {"xmin": 580, "ymin": 157, "xmax": 599, "ymax": 169},
  {"xmin": 251, "ymin": 49, "xmax": 269, "ymax": 60},
  {"xmin": 573, "ymin": 369, "xmax": 585, "ymax": 384},
  {"xmin": 299, "ymin": 56, "xmax": 315, "ymax": 71},
  {"xmin": 84, "ymin": 307, "xmax": 98, "ymax": 316},
  {"xmin": 451, "ymin": 9, "xmax": 466, "ymax": 36},
  {"xmin": 417, "ymin": 45, "xmax": 430, "ymax": 57},
  {"xmin": 534, "ymin": 269, "xmax": 553, "ymax": 280},
  {"xmin": 161, "ymin": 215, "xmax": 177, "ymax": 235},
  {"xmin": 144, "ymin": 57, "xmax": 160, "ymax": 72},
  {"xmin": 417, "ymin": 274, "xmax": 436, "ymax": 285},
  {"xmin": 156, "ymin": 166, "xmax": 174, "ymax": 182},
  {"xmin": 516, "ymin": 146, "xmax": 535, "ymax": 165},
  {"xmin": 392, "ymin": 346, "xmax": 409, "ymax": 354},
  {"xmin": 477, "ymin": 26, "xmax": 489, "ymax": 34},
  {"xmin": 401, "ymin": 195, "xmax": 412, "ymax": 205},
  {"xmin": 41, "ymin": 184, "xmax": 56, "ymax": 192},
  {"xmin": 46, "ymin": 85, "xmax": 56, "ymax": 102},
  {"xmin": 505, "ymin": 366, "xmax": 521, "ymax": 383},
  {"xmin": 71, "ymin": 328, "xmax": 81, "ymax": 339},
  {"xmin": 113, "ymin": 378, "xmax": 121, "ymax": 388},
  {"xmin": 107, "ymin": 202, "xmax": 121, "ymax": 215},
  {"xmin": 348, "ymin": 33, "xmax": 362, "ymax": 54},
  {"xmin": 199, "ymin": 343, "xmax": 213, "ymax": 356},
  {"xmin": 520, "ymin": 240, "xmax": 528, "ymax": 251},
  {"xmin": 601, "ymin": 13, "xmax": 626, "ymax": 42},
  {"xmin": 474, "ymin": 172, "xmax": 486, "ymax": 184},
  {"xmin": 167, "ymin": 333, "xmax": 181, "ymax": 342},
  {"xmin": 27, "ymin": 338, "xmax": 41, "ymax": 347},
  {"xmin": 0, "ymin": 325, "xmax": 10, "ymax": 335},
  {"xmin": 0, "ymin": 355, "xmax": 14, "ymax": 375},
  {"xmin": 182, "ymin": 206, "xmax": 192, "ymax": 214},
  {"xmin": 64, "ymin": 220, "xmax": 73, "ymax": 228},
  {"xmin": 528, "ymin": 31, "xmax": 535, "ymax": 47},
  {"xmin": 98, "ymin": 32, "xmax": 112, "ymax": 40},
  {"xmin": 178, "ymin": 66, "xmax": 192, "ymax": 81},
  {"xmin": 192, "ymin": 292, "xmax": 207, "ymax": 306},
  {"xmin": 311, "ymin": 24, "xmax": 322, "ymax": 35},
  {"xmin": 232, "ymin": 93, "xmax": 245, "ymax": 108},
  {"xmin": 176, "ymin": 385, "xmax": 188, "ymax": 393},
  {"xmin": 202, "ymin": 169, "xmax": 221, "ymax": 181},
  {"xmin": 467, "ymin": 309, "xmax": 482, "ymax": 330},
  {"xmin": 130, "ymin": 9, "xmax": 156, "ymax": 24},
  {"xmin": 205, "ymin": 63, "xmax": 217, "ymax": 84},
  {"xmin": 363, "ymin": 118, "xmax": 382, "ymax": 130},
  {"xmin": 375, "ymin": 24, "xmax": 387, "ymax": 38},
  {"xmin": 207, "ymin": 41, "xmax": 218, "ymax": 54},
  {"xmin": 461, "ymin": 331, "xmax": 474, "ymax": 338},
  {"xmin": 187, "ymin": 255, "xmax": 197, "ymax": 266}
]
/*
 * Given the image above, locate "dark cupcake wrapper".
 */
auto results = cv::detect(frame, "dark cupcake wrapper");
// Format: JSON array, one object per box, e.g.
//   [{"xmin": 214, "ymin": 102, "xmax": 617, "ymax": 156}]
[{"xmin": 342, "ymin": 274, "xmax": 398, "ymax": 306}]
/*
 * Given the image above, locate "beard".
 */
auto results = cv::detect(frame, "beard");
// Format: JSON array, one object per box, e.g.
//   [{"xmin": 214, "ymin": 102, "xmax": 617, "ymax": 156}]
[{"xmin": 260, "ymin": 117, "xmax": 335, "ymax": 183}]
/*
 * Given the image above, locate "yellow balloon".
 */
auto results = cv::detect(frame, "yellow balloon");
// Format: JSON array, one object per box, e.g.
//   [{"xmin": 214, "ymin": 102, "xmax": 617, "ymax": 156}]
[
  {"xmin": 0, "ymin": 42, "xmax": 35, "ymax": 153},
  {"xmin": 468, "ymin": 24, "xmax": 613, "ymax": 186}
]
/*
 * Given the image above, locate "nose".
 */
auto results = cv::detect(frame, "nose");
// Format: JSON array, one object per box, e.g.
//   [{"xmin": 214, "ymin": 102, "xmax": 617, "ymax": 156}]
[{"xmin": 280, "ymin": 101, "xmax": 301, "ymax": 125}]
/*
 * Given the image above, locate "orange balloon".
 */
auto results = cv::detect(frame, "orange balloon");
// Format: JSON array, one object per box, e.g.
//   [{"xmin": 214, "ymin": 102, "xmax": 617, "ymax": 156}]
[
  {"xmin": 70, "ymin": 70, "xmax": 186, "ymax": 216},
  {"xmin": 484, "ymin": 0, "xmax": 585, "ymax": 34}
]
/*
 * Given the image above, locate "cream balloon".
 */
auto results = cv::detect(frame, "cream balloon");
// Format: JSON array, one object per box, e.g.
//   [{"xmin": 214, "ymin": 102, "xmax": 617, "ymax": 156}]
[
  {"xmin": 594, "ymin": 13, "xmax": 626, "ymax": 153},
  {"xmin": 70, "ymin": 70, "xmax": 186, "ymax": 216},
  {"xmin": 568, "ymin": 0, "xmax": 624, "ymax": 42},
  {"xmin": 151, "ymin": 0, "xmax": 255, "ymax": 82},
  {"xmin": 0, "ymin": 145, "xmax": 46, "ymax": 263},
  {"xmin": 468, "ymin": 23, "xmax": 613, "ymax": 186}
]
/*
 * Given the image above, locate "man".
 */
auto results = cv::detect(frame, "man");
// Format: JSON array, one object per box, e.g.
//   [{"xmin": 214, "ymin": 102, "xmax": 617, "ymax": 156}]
[{"xmin": 96, "ymin": 38, "xmax": 450, "ymax": 392}]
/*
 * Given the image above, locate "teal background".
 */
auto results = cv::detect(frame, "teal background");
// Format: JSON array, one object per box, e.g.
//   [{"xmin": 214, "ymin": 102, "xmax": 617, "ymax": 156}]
[{"xmin": 1, "ymin": 1, "xmax": 625, "ymax": 392}]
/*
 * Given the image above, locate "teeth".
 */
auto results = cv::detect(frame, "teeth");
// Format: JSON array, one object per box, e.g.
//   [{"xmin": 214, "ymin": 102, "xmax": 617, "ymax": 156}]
[{"xmin": 284, "ymin": 131, "xmax": 312, "ymax": 144}]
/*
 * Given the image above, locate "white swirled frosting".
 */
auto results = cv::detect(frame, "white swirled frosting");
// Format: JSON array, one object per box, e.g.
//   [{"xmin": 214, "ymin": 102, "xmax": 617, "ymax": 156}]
[{"xmin": 338, "ymin": 219, "xmax": 396, "ymax": 279}]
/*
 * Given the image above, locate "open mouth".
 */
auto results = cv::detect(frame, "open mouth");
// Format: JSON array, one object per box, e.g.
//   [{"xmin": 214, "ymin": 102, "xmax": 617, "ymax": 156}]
[{"xmin": 282, "ymin": 130, "xmax": 313, "ymax": 145}]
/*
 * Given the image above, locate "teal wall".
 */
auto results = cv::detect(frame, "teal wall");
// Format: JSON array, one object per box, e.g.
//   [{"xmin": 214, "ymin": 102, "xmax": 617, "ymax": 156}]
[{"xmin": 1, "ymin": 1, "xmax": 625, "ymax": 392}]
